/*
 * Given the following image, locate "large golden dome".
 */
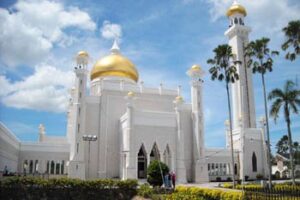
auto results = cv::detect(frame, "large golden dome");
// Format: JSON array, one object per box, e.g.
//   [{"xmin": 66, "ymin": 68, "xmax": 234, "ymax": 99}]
[
  {"xmin": 226, "ymin": 1, "xmax": 247, "ymax": 17},
  {"xmin": 90, "ymin": 41, "xmax": 139, "ymax": 82}
]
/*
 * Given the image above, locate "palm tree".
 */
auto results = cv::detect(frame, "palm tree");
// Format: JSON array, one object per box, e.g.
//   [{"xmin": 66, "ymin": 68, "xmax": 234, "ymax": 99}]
[
  {"xmin": 207, "ymin": 44, "xmax": 239, "ymax": 188},
  {"xmin": 244, "ymin": 37, "xmax": 279, "ymax": 189},
  {"xmin": 268, "ymin": 80, "xmax": 300, "ymax": 185},
  {"xmin": 282, "ymin": 20, "xmax": 300, "ymax": 61}
]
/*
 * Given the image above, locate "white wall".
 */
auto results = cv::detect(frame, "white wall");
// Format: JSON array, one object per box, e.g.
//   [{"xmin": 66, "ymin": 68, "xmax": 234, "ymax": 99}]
[{"xmin": 0, "ymin": 123, "xmax": 20, "ymax": 173}]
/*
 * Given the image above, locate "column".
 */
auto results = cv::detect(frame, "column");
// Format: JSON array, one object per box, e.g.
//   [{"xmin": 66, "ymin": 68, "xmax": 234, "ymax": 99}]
[
  {"xmin": 174, "ymin": 96, "xmax": 187, "ymax": 183},
  {"xmin": 124, "ymin": 91, "xmax": 137, "ymax": 179}
]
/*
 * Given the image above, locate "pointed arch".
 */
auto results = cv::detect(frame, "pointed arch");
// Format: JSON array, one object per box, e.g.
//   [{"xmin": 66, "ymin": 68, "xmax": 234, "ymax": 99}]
[
  {"xmin": 137, "ymin": 144, "xmax": 147, "ymax": 178},
  {"xmin": 150, "ymin": 142, "xmax": 160, "ymax": 162},
  {"xmin": 29, "ymin": 160, "xmax": 33, "ymax": 174},
  {"xmin": 50, "ymin": 161, "xmax": 55, "ymax": 174},
  {"xmin": 252, "ymin": 152, "xmax": 257, "ymax": 172}
]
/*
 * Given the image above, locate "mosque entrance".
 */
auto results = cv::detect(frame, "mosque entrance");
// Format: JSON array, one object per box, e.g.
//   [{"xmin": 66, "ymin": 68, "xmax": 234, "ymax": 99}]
[
  {"xmin": 150, "ymin": 143, "xmax": 160, "ymax": 162},
  {"xmin": 137, "ymin": 144, "xmax": 147, "ymax": 179}
]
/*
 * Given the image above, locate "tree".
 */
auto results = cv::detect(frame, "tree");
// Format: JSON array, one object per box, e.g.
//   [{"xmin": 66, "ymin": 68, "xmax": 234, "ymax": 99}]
[
  {"xmin": 268, "ymin": 80, "xmax": 300, "ymax": 185},
  {"xmin": 244, "ymin": 37, "xmax": 279, "ymax": 189},
  {"xmin": 282, "ymin": 20, "xmax": 300, "ymax": 61},
  {"xmin": 276, "ymin": 135, "xmax": 299, "ymax": 155},
  {"xmin": 207, "ymin": 44, "xmax": 239, "ymax": 188},
  {"xmin": 147, "ymin": 160, "xmax": 169, "ymax": 187},
  {"xmin": 276, "ymin": 135, "xmax": 300, "ymax": 166}
]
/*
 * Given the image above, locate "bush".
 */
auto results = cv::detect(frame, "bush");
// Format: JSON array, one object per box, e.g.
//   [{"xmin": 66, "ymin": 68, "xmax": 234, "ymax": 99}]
[
  {"xmin": 171, "ymin": 186, "xmax": 243, "ymax": 200},
  {"xmin": 0, "ymin": 177, "xmax": 138, "ymax": 200},
  {"xmin": 216, "ymin": 177, "xmax": 222, "ymax": 182},
  {"xmin": 138, "ymin": 183, "xmax": 154, "ymax": 198},
  {"xmin": 222, "ymin": 183, "xmax": 233, "ymax": 189},
  {"xmin": 256, "ymin": 173, "xmax": 264, "ymax": 180},
  {"xmin": 147, "ymin": 160, "xmax": 169, "ymax": 187},
  {"xmin": 226, "ymin": 177, "xmax": 232, "ymax": 181}
]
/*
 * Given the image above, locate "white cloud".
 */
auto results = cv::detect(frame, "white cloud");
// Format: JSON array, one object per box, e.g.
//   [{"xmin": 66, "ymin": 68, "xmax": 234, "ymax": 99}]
[
  {"xmin": 0, "ymin": 64, "xmax": 74, "ymax": 113},
  {"xmin": 0, "ymin": 0, "xmax": 96, "ymax": 67},
  {"xmin": 206, "ymin": 0, "xmax": 300, "ymax": 36},
  {"xmin": 101, "ymin": 20, "xmax": 122, "ymax": 39}
]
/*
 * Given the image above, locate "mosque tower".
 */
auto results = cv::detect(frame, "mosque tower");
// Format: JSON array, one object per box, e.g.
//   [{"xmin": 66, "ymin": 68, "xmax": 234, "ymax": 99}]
[
  {"xmin": 225, "ymin": 0, "xmax": 256, "ymax": 131},
  {"xmin": 68, "ymin": 51, "xmax": 89, "ymax": 179},
  {"xmin": 224, "ymin": 1, "xmax": 268, "ymax": 180},
  {"xmin": 187, "ymin": 65, "xmax": 209, "ymax": 183}
]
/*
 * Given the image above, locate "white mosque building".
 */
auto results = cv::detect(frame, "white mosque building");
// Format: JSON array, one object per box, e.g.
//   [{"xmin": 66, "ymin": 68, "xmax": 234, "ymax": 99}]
[{"xmin": 0, "ymin": 2, "xmax": 268, "ymax": 183}]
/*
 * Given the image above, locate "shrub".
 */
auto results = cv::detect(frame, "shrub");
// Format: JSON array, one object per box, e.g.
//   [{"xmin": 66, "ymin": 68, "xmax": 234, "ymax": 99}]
[
  {"xmin": 222, "ymin": 183, "xmax": 233, "ymax": 189},
  {"xmin": 172, "ymin": 186, "xmax": 243, "ymax": 200},
  {"xmin": 245, "ymin": 175, "xmax": 249, "ymax": 181},
  {"xmin": 147, "ymin": 160, "xmax": 169, "ymax": 187},
  {"xmin": 256, "ymin": 173, "xmax": 264, "ymax": 180},
  {"xmin": 0, "ymin": 177, "xmax": 138, "ymax": 200},
  {"xmin": 138, "ymin": 183, "xmax": 154, "ymax": 198},
  {"xmin": 226, "ymin": 177, "xmax": 232, "ymax": 181},
  {"xmin": 216, "ymin": 177, "xmax": 222, "ymax": 182}
]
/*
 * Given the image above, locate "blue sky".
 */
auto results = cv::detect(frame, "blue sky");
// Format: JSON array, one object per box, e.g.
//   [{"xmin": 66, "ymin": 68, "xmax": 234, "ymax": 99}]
[{"xmin": 0, "ymin": 0, "xmax": 299, "ymax": 152}]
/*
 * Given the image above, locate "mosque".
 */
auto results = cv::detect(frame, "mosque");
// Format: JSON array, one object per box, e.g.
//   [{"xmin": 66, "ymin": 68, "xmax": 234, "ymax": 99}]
[{"xmin": 0, "ymin": 1, "xmax": 268, "ymax": 183}]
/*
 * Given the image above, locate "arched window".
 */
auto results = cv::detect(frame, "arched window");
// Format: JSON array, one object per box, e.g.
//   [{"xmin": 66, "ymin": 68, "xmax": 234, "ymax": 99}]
[
  {"xmin": 137, "ymin": 144, "xmax": 147, "ymax": 179},
  {"xmin": 150, "ymin": 143, "xmax": 160, "ymax": 162},
  {"xmin": 239, "ymin": 18, "xmax": 243, "ymax": 25},
  {"xmin": 252, "ymin": 152, "xmax": 257, "ymax": 172},
  {"xmin": 56, "ymin": 163, "xmax": 60, "ymax": 174},
  {"xmin": 29, "ymin": 160, "xmax": 33, "ymax": 174},
  {"xmin": 234, "ymin": 18, "xmax": 238, "ymax": 24},
  {"xmin": 46, "ymin": 161, "xmax": 50, "ymax": 173},
  {"xmin": 50, "ymin": 161, "xmax": 55, "ymax": 174}
]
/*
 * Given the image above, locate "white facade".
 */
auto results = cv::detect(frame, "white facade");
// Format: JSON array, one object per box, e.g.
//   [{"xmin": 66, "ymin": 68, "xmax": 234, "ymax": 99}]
[{"xmin": 0, "ymin": 1, "xmax": 268, "ymax": 182}]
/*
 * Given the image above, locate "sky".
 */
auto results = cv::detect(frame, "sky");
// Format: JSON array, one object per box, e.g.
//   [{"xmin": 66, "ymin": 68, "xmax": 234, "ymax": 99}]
[{"xmin": 0, "ymin": 0, "xmax": 299, "ymax": 152}]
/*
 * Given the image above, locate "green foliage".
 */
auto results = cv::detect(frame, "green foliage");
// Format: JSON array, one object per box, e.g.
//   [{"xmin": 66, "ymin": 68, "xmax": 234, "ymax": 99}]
[
  {"xmin": 282, "ymin": 20, "xmax": 300, "ymax": 61},
  {"xmin": 0, "ymin": 177, "xmax": 138, "ymax": 200},
  {"xmin": 137, "ymin": 183, "xmax": 154, "ymax": 198},
  {"xmin": 244, "ymin": 37, "xmax": 279, "ymax": 75},
  {"xmin": 147, "ymin": 160, "xmax": 169, "ymax": 187},
  {"xmin": 256, "ymin": 174, "xmax": 264, "ymax": 180},
  {"xmin": 170, "ymin": 186, "xmax": 243, "ymax": 200},
  {"xmin": 223, "ymin": 183, "xmax": 233, "ymax": 189},
  {"xmin": 207, "ymin": 44, "xmax": 239, "ymax": 84}
]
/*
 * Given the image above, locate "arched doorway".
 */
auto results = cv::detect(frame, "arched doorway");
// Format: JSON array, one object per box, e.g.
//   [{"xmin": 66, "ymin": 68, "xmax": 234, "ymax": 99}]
[
  {"xmin": 150, "ymin": 143, "xmax": 160, "ymax": 162},
  {"xmin": 137, "ymin": 144, "xmax": 147, "ymax": 179}
]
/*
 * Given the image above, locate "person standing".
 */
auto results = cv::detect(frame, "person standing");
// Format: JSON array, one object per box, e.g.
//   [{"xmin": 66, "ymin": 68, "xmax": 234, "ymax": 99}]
[{"xmin": 171, "ymin": 172, "xmax": 176, "ymax": 188}]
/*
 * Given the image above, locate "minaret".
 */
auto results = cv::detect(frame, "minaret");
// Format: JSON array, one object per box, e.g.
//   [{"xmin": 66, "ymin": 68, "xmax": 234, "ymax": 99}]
[
  {"xmin": 174, "ymin": 95, "xmax": 187, "ymax": 183},
  {"xmin": 225, "ymin": 1, "xmax": 256, "ymax": 130},
  {"xmin": 74, "ymin": 51, "xmax": 89, "ymax": 103},
  {"xmin": 224, "ymin": 1, "xmax": 268, "ymax": 181},
  {"xmin": 68, "ymin": 51, "xmax": 89, "ymax": 179},
  {"xmin": 187, "ymin": 65, "xmax": 209, "ymax": 183}
]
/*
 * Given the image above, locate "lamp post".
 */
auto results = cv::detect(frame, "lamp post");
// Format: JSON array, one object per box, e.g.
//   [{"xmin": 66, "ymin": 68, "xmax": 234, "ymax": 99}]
[{"xmin": 82, "ymin": 134, "xmax": 97, "ymax": 179}]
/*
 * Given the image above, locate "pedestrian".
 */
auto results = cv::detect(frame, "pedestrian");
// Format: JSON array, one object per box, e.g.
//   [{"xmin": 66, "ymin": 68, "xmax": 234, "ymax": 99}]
[
  {"xmin": 171, "ymin": 171, "xmax": 176, "ymax": 188},
  {"xmin": 164, "ymin": 173, "xmax": 169, "ymax": 188},
  {"xmin": 168, "ymin": 172, "xmax": 172, "ymax": 188}
]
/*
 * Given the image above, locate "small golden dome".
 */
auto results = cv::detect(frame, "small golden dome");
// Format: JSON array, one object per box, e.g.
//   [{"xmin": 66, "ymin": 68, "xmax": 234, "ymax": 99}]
[
  {"xmin": 226, "ymin": 2, "xmax": 247, "ymax": 17},
  {"xmin": 127, "ymin": 91, "xmax": 135, "ymax": 97},
  {"xmin": 91, "ymin": 53, "xmax": 139, "ymax": 82},
  {"xmin": 77, "ymin": 51, "xmax": 89, "ymax": 57},
  {"xmin": 191, "ymin": 64, "xmax": 201, "ymax": 71}
]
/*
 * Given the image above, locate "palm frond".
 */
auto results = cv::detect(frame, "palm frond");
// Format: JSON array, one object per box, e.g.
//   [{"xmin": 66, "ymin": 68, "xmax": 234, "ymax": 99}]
[{"xmin": 268, "ymin": 89, "xmax": 284, "ymax": 100}]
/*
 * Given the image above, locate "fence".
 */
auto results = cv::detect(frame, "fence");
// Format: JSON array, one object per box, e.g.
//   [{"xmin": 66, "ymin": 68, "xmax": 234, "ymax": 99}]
[{"xmin": 243, "ymin": 187, "xmax": 300, "ymax": 200}]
